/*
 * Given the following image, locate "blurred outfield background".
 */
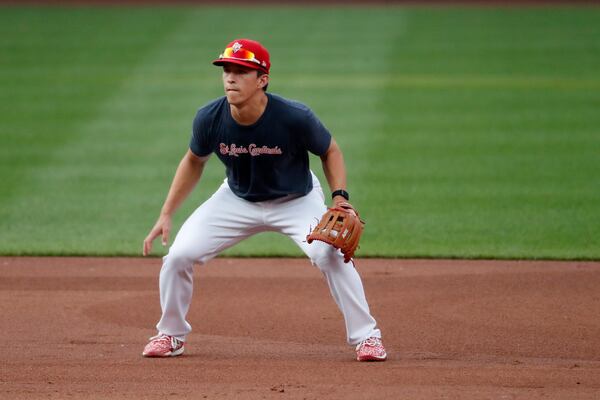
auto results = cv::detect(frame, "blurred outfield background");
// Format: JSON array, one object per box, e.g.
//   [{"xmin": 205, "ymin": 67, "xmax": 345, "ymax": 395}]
[{"xmin": 0, "ymin": 4, "xmax": 599, "ymax": 258}]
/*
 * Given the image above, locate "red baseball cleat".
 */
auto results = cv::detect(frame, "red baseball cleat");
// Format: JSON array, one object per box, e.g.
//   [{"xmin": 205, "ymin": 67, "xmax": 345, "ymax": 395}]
[
  {"xmin": 142, "ymin": 334, "xmax": 185, "ymax": 357},
  {"xmin": 355, "ymin": 337, "xmax": 387, "ymax": 361}
]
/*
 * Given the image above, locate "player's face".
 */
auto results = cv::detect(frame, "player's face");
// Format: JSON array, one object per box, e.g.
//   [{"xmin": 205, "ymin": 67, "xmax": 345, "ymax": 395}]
[{"xmin": 222, "ymin": 64, "xmax": 267, "ymax": 105}]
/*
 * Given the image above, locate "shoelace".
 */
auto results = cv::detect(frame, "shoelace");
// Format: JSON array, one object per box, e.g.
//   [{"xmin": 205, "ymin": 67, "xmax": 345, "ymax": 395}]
[
  {"xmin": 358, "ymin": 337, "xmax": 382, "ymax": 349},
  {"xmin": 149, "ymin": 334, "xmax": 180, "ymax": 348}
]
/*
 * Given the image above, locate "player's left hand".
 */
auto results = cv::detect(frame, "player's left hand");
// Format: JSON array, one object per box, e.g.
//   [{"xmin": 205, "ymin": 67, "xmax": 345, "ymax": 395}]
[
  {"xmin": 332, "ymin": 200, "xmax": 358, "ymax": 217},
  {"xmin": 332, "ymin": 195, "xmax": 350, "ymax": 207},
  {"xmin": 307, "ymin": 201, "xmax": 364, "ymax": 263}
]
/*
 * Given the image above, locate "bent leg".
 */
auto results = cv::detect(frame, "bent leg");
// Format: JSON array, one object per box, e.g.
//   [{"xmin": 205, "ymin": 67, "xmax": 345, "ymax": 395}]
[
  {"xmin": 305, "ymin": 239, "xmax": 381, "ymax": 345},
  {"xmin": 267, "ymin": 184, "xmax": 381, "ymax": 345},
  {"xmin": 156, "ymin": 184, "xmax": 265, "ymax": 341}
]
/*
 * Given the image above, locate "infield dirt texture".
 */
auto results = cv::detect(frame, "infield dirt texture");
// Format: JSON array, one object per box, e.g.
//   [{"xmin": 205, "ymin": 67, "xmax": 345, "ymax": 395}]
[
  {"xmin": 1, "ymin": 0, "xmax": 600, "ymax": 399},
  {"xmin": 2, "ymin": 257, "xmax": 600, "ymax": 399}
]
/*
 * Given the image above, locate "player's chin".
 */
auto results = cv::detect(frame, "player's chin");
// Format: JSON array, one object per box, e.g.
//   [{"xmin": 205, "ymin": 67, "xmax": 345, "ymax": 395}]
[{"xmin": 225, "ymin": 90, "xmax": 244, "ymax": 105}]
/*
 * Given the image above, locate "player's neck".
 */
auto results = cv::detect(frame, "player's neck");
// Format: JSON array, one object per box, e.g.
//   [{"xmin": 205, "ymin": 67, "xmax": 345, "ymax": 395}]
[{"xmin": 229, "ymin": 91, "xmax": 268, "ymax": 126}]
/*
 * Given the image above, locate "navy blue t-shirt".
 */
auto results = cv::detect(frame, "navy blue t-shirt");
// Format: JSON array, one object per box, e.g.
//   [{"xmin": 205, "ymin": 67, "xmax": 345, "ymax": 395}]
[{"xmin": 189, "ymin": 93, "xmax": 332, "ymax": 202}]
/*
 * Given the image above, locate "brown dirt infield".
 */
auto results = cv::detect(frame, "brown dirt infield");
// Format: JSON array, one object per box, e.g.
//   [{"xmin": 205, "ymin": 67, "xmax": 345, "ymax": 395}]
[{"xmin": 1, "ymin": 257, "xmax": 599, "ymax": 399}]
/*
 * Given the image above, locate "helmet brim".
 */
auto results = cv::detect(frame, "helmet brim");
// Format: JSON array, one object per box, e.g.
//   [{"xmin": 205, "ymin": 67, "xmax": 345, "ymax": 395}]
[{"xmin": 212, "ymin": 59, "xmax": 268, "ymax": 74}]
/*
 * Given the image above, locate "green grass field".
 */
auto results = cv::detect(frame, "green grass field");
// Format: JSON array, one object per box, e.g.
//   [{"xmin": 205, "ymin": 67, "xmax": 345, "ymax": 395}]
[{"xmin": 1, "ymin": 6, "xmax": 599, "ymax": 259}]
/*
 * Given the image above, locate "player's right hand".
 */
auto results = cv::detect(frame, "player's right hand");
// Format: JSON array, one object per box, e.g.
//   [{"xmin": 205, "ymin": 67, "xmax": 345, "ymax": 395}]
[{"xmin": 143, "ymin": 214, "xmax": 172, "ymax": 256}]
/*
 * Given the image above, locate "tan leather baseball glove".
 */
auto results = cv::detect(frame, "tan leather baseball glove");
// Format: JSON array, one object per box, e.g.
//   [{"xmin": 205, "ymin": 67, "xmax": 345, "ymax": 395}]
[{"xmin": 306, "ymin": 202, "xmax": 365, "ymax": 263}]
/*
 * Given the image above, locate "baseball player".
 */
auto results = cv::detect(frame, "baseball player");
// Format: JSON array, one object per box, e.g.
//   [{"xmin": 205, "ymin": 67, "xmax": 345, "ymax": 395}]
[{"xmin": 142, "ymin": 39, "xmax": 386, "ymax": 362}]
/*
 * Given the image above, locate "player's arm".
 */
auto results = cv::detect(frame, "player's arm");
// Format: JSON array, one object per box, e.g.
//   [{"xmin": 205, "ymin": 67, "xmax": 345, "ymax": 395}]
[
  {"xmin": 143, "ymin": 149, "xmax": 209, "ymax": 256},
  {"xmin": 319, "ymin": 138, "xmax": 348, "ymax": 206}
]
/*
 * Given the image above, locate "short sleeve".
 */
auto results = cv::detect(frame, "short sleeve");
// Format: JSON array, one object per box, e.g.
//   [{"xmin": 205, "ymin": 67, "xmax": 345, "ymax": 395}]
[
  {"xmin": 302, "ymin": 109, "xmax": 332, "ymax": 156},
  {"xmin": 189, "ymin": 110, "xmax": 212, "ymax": 157}
]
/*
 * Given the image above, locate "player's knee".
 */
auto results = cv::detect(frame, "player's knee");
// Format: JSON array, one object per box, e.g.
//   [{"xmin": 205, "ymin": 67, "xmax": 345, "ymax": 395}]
[
  {"xmin": 309, "ymin": 244, "xmax": 343, "ymax": 272},
  {"xmin": 162, "ymin": 248, "xmax": 196, "ymax": 272}
]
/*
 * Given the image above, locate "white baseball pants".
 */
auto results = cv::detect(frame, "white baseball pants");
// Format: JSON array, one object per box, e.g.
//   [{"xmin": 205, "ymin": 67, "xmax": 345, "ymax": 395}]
[{"xmin": 155, "ymin": 174, "xmax": 381, "ymax": 346}]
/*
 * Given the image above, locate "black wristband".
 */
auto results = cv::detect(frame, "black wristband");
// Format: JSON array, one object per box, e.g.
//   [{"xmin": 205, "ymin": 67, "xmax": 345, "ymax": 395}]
[{"xmin": 331, "ymin": 189, "xmax": 349, "ymax": 201}]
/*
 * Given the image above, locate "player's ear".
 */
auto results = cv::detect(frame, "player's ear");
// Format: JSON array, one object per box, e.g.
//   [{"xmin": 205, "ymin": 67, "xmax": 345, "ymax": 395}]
[{"xmin": 257, "ymin": 71, "xmax": 269, "ymax": 89}]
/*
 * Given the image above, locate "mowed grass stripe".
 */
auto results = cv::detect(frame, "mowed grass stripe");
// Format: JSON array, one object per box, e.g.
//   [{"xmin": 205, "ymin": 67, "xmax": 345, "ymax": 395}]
[
  {"xmin": 369, "ymin": 7, "xmax": 600, "ymax": 258},
  {"xmin": 279, "ymin": 74, "xmax": 600, "ymax": 90},
  {"xmin": 0, "ymin": 9, "xmax": 191, "ymax": 254},
  {"xmin": 0, "ymin": 8, "xmax": 188, "ymax": 199}
]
